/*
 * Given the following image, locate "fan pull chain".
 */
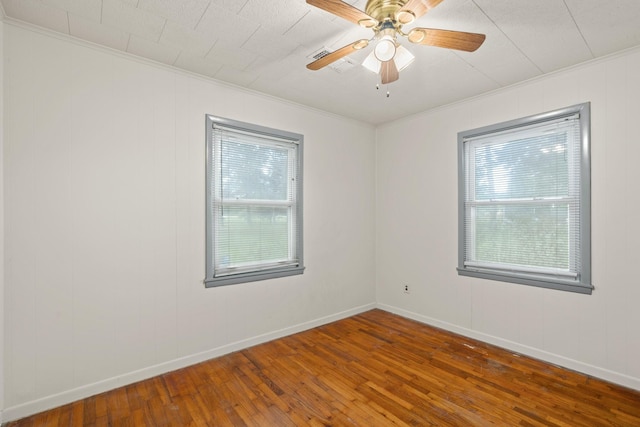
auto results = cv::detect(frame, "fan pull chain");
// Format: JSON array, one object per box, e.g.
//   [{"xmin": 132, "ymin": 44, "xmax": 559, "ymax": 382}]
[{"xmin": 375, "ymin": 83, "xmax": 390, "ymax": 97}]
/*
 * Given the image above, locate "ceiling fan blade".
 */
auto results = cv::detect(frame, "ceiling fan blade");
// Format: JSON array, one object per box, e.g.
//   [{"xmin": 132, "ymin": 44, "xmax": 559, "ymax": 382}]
[
  {"xmin": 397, "ymin": 0, "xmax": 444, "ymax": 22},
  {"xmin": 380, "ymin": 60, "xmax": 399, "ymax": 84},
  {"xmin": 408, "ymin": 28, "xmax": 486, "ymax": 52},
  {"xmin": 306, "ymin": 39, "xmax": 369, "ymax": 71},
  {"xmin": 307, "ymin": 0, "xmax": 377, "ymax": 26}
]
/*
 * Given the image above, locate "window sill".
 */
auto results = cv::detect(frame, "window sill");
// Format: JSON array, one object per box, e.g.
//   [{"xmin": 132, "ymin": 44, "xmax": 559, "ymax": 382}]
[
  {"xmin": 457, "ymin": 267, "xmax": 593, "ymax": 295},
  {"xmin": 205, "ymin": 265, "xmax": 305, "ymax": 288}
]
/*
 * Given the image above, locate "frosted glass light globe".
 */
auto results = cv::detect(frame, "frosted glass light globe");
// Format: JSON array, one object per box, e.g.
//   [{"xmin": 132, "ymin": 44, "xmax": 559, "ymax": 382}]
[{"xmin": 374, "ymin": 37, "xmax": 396, "ymax": 62}]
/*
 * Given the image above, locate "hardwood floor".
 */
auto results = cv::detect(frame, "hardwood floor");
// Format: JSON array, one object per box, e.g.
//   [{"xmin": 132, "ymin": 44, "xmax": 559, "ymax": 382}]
[{"xmin": 6, "ymin": 309, "xmax": 640, "ymax": 426}]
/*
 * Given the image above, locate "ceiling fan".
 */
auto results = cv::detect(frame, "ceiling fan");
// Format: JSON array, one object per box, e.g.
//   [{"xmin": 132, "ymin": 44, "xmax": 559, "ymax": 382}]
[{"xmin": 306, "ymin": 0, "xmax": 486, "ymax": 84}]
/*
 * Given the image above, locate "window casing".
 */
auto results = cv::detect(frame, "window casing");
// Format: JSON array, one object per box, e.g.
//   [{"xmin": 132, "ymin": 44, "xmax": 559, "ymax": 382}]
[
  {"xmin": 205, "ymin": 116, "xmax": 304, "ymax": 287},
  {"xmin": 457, "ymin": 103, "xmax": 591, "ymax": 294}
]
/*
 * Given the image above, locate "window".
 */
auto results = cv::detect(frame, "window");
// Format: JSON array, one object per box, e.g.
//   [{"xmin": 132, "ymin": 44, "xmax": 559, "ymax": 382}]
[
  {"xmin": 205, "ymin": 116, "xmax": 304, "ymax": 287},
  {"xmin": 457, "ymin": 103, "xmax": 591, "ymax": 294}
]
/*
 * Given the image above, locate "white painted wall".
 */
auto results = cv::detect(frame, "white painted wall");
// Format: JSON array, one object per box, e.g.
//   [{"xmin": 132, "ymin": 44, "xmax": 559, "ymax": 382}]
[
  {"xmin": 2, "ymin": 24, "xmax": 376, "ymax": 420},
  {"xmin": 0, "ymin": 15, "xmax": 5, "ymax": 425},
  {"xmin": 376, "ymin": 46, "xmax": 640, "ymax": 390},
  {"xmin": 4, "ymin": 15, "xmax": 640, "ymax": 424}
]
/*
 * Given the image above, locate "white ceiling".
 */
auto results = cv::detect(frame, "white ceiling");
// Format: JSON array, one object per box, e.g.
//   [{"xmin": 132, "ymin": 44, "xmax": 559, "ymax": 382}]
[{"xmin": 2, "ymin": 0, "xmax": 640, "ymax": 124}]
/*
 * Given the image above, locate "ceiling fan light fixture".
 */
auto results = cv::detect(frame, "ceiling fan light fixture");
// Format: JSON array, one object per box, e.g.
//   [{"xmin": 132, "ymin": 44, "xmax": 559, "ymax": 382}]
[
  {"xmin": 394, "ymin": 45, "xmax": 415, "ymax": 71},
  {"xmin": 362, "ymin": 44, "xmax": 414, "ymax": 77},
  {"xmin": 374, "ymin": 35, "xmax": 397, "ymax": 62},
  {"xmin": 362, "ymin": 50, "xmax": 381, "ymax": 74}
]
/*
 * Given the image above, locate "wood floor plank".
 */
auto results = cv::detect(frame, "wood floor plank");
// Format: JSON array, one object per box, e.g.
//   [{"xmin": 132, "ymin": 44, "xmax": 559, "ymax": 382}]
[{"xmin": 6, "ymin": 309, "xmax": 640, "ymax": 426}]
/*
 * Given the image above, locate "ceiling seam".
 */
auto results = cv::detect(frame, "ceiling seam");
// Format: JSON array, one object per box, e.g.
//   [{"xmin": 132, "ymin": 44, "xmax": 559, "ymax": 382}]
[
  {"xmin": 157, "ymin": 18, "xmax": 167, "ymax": 43},
  {"xmin": 454, "ymin": 52, "xmax": 502, "ymax": 88},
  {"xmin": 204, "ymin": 39, "xmax": 217, "ymax": 58},
  {"xmin": 237, "ymin": 1, "xmax": 251, "ymax": 16},
  {"xmin": 194, "ymin": 1, "xmax": 212, "ymax": 31},
  {"xmin": 172, "ymin": 51, "xmax": 182, "ymax": 67},
  {"xmin": 562, "ymin": 0, "xmax": 594, "ymax": 59},
  {"xmin": 470, "ymin": 0, "xmax": 544, "ymax": 74},
  {"xmin": 240, "ymin": 25, "xmax": 261, "ymax": 50},
  {"xmin": 283, "ymin": 11, "xmax": 310, "ymax": 36}
]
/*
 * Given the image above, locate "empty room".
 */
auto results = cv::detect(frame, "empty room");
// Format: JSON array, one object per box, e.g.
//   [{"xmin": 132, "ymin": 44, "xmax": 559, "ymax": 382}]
[{"xmin": 1, "ymin": 0, "xmax": 640, "ymax": 425}]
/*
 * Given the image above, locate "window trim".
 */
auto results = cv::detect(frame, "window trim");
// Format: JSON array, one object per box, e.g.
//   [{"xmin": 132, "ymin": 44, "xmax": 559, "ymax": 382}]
[
  {"xmin": 205, "ymin": 115, "xmax": 304, "ymax": 287},
  {"xmin": 457, "ymin": 103, "xmax": 592, "ymax": 294}
]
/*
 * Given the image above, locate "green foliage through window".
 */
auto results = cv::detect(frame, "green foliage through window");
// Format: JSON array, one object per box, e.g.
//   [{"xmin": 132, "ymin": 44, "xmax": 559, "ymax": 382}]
[
  {"xmin": 205, "ymin": 116, "xmax": 304, "ymax": 287},
  {"xmin": 458, "ymin": 103, "xmax": 591, "ymax": 294}
]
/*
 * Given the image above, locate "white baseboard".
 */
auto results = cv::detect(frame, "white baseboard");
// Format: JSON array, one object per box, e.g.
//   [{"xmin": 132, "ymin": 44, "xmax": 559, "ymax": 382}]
[
  {"xmin": 377, "ymin": 303, "xmax": 640, "ymax": 392},
  {"xmin": 6, "ymin": 301, "xmax": 636, "ymax": 423},
  {"xmin": 1, "ymin": 303, "xmax": 376, "ymax": 423}
]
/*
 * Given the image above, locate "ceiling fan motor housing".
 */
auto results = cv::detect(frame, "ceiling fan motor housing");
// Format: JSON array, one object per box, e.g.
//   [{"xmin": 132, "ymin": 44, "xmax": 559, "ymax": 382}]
[{"xmin": 365, "ymin": 0, "xmax": 410, "ymax": 24}]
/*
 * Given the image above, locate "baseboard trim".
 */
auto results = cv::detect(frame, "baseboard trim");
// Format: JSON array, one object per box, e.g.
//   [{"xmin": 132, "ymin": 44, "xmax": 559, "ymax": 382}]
[
  {"xmin": 377, "ymin": 303, "xmax": 640, "ymax": 392},
  {"xmin": 1, "ymin": 303, "xmax": 376, "ymax": 423}
]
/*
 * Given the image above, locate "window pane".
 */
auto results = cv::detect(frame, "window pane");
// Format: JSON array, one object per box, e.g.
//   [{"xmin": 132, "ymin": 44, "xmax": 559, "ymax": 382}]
[
  {"xmin": 472, "ymin": 202, "xmax": 569, "ymax": 270},
  {"xmin": 206, "ymin": 116, "xmax": 304, "ymax": 287},
  {"xmin": 215, "ymin": 206, "xmax": 290, "ymax": 268},
  {"xmin": 458, "ymin": 104, "xmax": 591, "ymax": 292},
  {"xmin": 221, "ymin": 141, "xmax": 289, "ymax": 201},
  {"xmin": 474, "ymin": 133, "xmax": 568, "ymax": 201}
]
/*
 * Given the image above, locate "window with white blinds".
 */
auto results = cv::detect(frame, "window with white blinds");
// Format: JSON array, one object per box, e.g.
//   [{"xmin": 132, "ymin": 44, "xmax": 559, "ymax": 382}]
[
  {"xmin": 457, "ymin": 103, "xmax": 592, "ymax": 294},
  {"xmin": 205, "ymin": 116, "xmax": 304, "ymax": 287}
]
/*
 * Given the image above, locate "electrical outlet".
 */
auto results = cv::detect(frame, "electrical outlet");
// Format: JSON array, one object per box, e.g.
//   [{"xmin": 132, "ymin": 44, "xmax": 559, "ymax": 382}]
[{"xmin": 403, "ymin": 284, "xmax": 410, "ymax": 294}]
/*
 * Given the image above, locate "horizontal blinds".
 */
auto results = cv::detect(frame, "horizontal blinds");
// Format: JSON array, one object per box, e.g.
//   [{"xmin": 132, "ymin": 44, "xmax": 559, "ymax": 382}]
[
  {"xmin": 211, "ymin": 125, "xmax": 299, "ymax": 276},
  {"xmin": 213, "ymin": 123, "xmax": 299, "ymax": 146},
  {"xmin": 463, "ymin": 114, "xmax": 581, "ymax": 278}
]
